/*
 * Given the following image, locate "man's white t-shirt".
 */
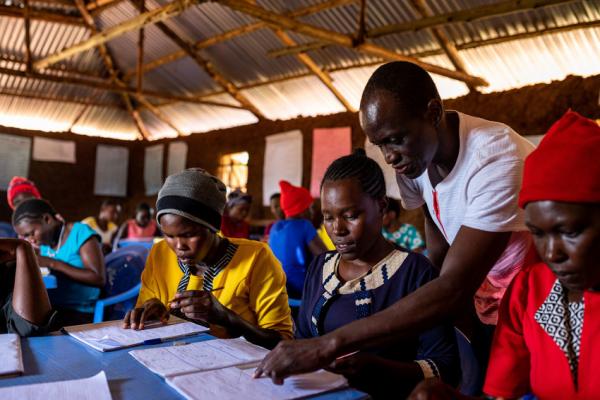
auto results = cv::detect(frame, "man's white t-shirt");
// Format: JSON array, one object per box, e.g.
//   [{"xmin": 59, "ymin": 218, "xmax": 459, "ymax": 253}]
[{"xmin": 396, "ymin": 112, "xmax": 536, "ymax": 324}]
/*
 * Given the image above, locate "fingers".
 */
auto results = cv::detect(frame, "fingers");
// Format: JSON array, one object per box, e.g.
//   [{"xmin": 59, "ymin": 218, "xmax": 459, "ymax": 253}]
[
  {"xmin": 122, "ymin": 310, "xmax": 132, "ymax": 329},
  {"xmin": 124, "ymin": 307, "xmax": 144, "ymax": 330}
]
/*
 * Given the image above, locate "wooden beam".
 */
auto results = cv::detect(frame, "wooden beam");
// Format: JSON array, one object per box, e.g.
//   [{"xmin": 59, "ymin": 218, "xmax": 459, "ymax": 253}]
[
  {"xmin": 368, "ymin": 0, "xmax": 576, "ymax": 38},
  {"xmin": 268, "ymin": 41, "xmax": 329, "ymax": 58},
  {"xmin": 219, "ymin": 0, "xmax": 488, "ymax": 87},
  {"xmin": 274, "ymin": 30, "xmax": 355, "ymax": 112},
  {"xmin": 355, "ymin": 0, "xmax": 366, "ymax": 44},
  {"xmin": 136, "ymin": 0, "xmax": 145, "ymax": 93},
  {"xmin": 150, "ymin": 16, "xmax": 264, "ymax": 118},
  {"xmin": 0, "ymin": 55, "xmax": 105, "ymax": 79},
  {"xmin": 408, "ymin": 0, "xmax": 475, "ymax": 92},
  {"xmin": 123, "ymin": 0, "xmax": 356, "ymax": 81},
  {"xmin": 0, "ymin": 66, "xmax": 246, "ymax": 109},
  {"xmin": 24, "ymin": 0, "xmax": 33, "ymax": 73},
  {"xmin": 135, "ymin": 95, "xmax": 185, "ymax": 136},
  {"xmin": 0, "ymin": 87, "xmax": 120, "ymax": 108},
  {"xmin": 34, "ymin": 0, "xmax": 198, "ymax": 70},
  {"xmin": 0, "ymin": 5, "xmax": 84, "ymax": 25},
  {"xmin": 88, "ymin": 0, "xmax": 125, "ymax": 14}
]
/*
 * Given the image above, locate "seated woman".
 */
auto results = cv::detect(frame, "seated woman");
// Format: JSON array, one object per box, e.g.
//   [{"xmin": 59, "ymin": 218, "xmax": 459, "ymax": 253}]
[
  {"xmin": 262, "ymin": 193, "xmax": 284, "ymax": 242},
  {"xmin": 12, "ymin": 199, "xmax": 105, "ymax": 325},
  {"xmin": 0, "ymin": 238, "xmax": 55, "ymax": 336},
  {"xmin": 296, "ymin": 150, "xmax": 459, "ymax": 398},
  {"xmin": 220, "ymin": 190, "xmax": 252, "ymax": 239},
  {"xmin": 6, "ymin": 176, "xmax": 41, "ymax": 211},
  {"xmin": 409, "ymin": 111, "xmax": 600, "ymax": 400},
  {"xmin": 123, "ymin": 168, "xmax": 293, "ymax": 349},
  {"xmin": 114, "ymin": 202, "xmax": 160, "ymax": 243},
  {"xmin": 382, "ymin": 197, "xmax": 425, "ymax": 252},
  {"xmin": 268, "ymin": 181, "xmax": 327, "ymax": 299},
  {"xmin": 82, "ymin": 199, "xmax": 121, "ymax": 254}
]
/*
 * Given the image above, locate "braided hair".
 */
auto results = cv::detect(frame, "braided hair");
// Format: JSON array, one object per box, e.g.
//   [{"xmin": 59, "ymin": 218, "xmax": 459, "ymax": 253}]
[
  {"xmin": 321, "ymin": 149, "xmax": 386, "ymax": 200},
  {"xmin": 12, "ymin": 198, "xmax": 57, "ymax": 226}
]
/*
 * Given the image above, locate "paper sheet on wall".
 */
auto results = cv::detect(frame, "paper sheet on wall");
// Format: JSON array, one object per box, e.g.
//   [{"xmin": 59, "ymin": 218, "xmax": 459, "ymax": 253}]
[
  {"xmin": 263, "ymin": 130, "xmax": 303, "ymax": 206},
  {"xmin": 310, "ymin": 127, "xmax": 352, "ymax": 198},
  {"xmin": 167, "ymin": 141, "xmax": 188, "ymax": 176},
  {"xmin": 0, "ymin": 334, "xmax": 24, "ymax": 377},
  {"xmin": 364, "ymin": 138, "xmax": 400, "ymax": 199},
  {"xmin": 64, "ymin": 318, "xmax": 208, "ymax": 352},
  {"xmin": 167, "ymin": 367, "xmax": 347, "ymax": 400},
  {"xmin": 129, "ymin": 337, "xmax": 268, "ymax": 378},
  {"xmin": 0, "ymin": 134, "xmax": 31, "ymax": 190},
  {"xmin": 144, "ymin": 144, "xmax": 164, "ymax": 196},
  {"xmin": 0, "ymin": 371, "xmax": 112, "ymax": 400},
  {"xmin": 32, "ymin": 137, "xmax": 76, "ymax": 163},
  {"xmin": 94, "ymin": 145, "xmax": 129, "ymax": 197}
]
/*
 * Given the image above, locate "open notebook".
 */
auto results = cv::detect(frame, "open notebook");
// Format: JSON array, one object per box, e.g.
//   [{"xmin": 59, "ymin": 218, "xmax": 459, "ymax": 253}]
[
  {"xmin": 64, "ymin": 317, "xmax": 209, "ymax": 352},
  {"xmin": 0, "ymin": 334, "xmax": 24, "ymax": 378},
  {"xmin": 130, "ymin": 338, "xmax": 347, "ymax": 400},
  {"xmin": 0, "ymin": 371, "xmax": 112, "ymax": 399}
]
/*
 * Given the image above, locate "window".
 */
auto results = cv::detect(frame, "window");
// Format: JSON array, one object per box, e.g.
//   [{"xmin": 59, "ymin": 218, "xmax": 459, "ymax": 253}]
[{"xmin": 217, "ymin": 151, "xmax": 249, "ymax": 193}]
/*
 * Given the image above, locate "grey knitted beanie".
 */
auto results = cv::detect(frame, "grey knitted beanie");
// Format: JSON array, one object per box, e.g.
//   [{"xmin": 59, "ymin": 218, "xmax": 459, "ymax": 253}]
[{"xmin": 156, "ymin": 168, "xmax": 227, "ymax": 232}]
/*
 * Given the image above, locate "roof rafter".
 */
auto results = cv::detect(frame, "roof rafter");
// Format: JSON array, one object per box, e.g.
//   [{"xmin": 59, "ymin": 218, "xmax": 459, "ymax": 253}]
[
  {"xmin": 219, "ymin": 0, "xmax": 488, "ymax": 87},
  {"xmin": 0, "ymin": 4, "xmax": 84, "ymax": 25},
  {"xmin": 33, "ymin": 0, "xmax": 198, "ymax": 71},
  {"xmin": 123, "ymin": 0, "xmax": 356, "ymax": 82}
]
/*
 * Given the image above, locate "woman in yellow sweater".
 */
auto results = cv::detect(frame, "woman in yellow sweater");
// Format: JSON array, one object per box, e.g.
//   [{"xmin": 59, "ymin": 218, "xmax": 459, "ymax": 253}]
[{"xmin": 122, "ymin": 168, "xmax": 293, "ymax": 349}]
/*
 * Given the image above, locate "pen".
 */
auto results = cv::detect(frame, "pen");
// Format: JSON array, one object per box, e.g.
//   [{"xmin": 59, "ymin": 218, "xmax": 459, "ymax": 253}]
[{"xmin": 143, "ymin": 338, "xmax": 167, "ymax": 345}]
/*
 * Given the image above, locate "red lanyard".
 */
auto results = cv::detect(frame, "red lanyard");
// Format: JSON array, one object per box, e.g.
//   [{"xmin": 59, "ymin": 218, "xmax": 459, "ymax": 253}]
[{"xmin": 432, "ymin": 189, "xmax": 449, "ymax": 240}]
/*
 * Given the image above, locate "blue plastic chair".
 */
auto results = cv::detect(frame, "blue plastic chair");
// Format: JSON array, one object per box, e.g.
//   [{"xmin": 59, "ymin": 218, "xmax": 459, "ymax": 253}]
[
  {"xmin": 0, "ymin": 222, "xmax": 17, "ymax": 238},
  {"xmin": 455, "ymin": 328, "xmax": 482, "ymax": 396},
  {"xmin": 93, "ymin": 245, "xmax": 149, "ymax": 323},
  {"xmin": 288, "ymin": 298, "xmax": 302, "ymax": 308},
  {"xmin": 115, "ymin": 238, "xmax": 155, "ymax": 251}
]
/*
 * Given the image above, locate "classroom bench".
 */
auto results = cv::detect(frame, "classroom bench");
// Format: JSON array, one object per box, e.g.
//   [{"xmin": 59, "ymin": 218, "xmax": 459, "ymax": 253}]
[{"xmin": 0, "ymin": 332, "xmax": 369, "ymax": 400}]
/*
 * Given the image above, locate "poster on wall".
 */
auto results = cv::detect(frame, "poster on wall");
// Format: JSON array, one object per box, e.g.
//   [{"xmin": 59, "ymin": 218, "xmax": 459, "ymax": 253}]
[
  {"xmin": 310, "ymin": 127, "xmax": 352, "ymax": 198},
  {"xmin": 144, "ymin": 144, "xmax": 164, "ymax": 196},
  {"xmin": 94, "ymin": 145, "xmax": 129, "ymax": 197},
  {"xmin": 0, "ymin": 134, "xmax": 31, "ymax": 190},
  {"xmin": 364, "ymin": 138, "xmax": 401, "ymax": 200},
  {"xmin": 263, "ymin": 130, "xmax": 303, "ymax": 206},
  {"xmin": 32, "ymin": 137, "xmax": 76, "ymax": 163},
  {"xmin": 167, "ymin": 141, "xmax": 188, "ymax": 176}
]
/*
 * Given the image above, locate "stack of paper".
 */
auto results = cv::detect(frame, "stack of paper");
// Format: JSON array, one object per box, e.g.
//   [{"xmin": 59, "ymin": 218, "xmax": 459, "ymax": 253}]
[
  {"xmin": 0, "ymin": 371, "xmax": 112, "ymax": 399},
  {"xmin": 129, "ymin": 338, "xmax": 269, "ymax": 377},
  {"xmin": 0, "ymin": 334, "xmax": 24, "ymax": 377},
  {"xmin": 168, "ymin": 367, "xmax": 347, "ymax": 400},
  {"xmin": 64, "ymin": 318, "xmax": 209, "ymax": 352},
  {"xmin": 129, "ymin": 337, "xmax": 348, "ymax": 400}
]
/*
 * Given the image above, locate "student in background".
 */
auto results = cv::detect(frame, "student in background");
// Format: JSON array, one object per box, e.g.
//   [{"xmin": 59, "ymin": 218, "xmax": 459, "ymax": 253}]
[
  {"xmin": 13, "ymin": 199, "xmax": 105, "ymax": 325},
  {"xmin": 6, "ymin": 176, "xmax": 41, "ymax": 211},
  {"xmin": 115, "ymin": 202, "xmax": 160, "ymax": 242},
  {"xmin": 409, "ymin": 113, "xmax": 600, "ymax": 399},
  {"xmin": 220, "ymin": 189, "xmax": 252, "ymax": 239},
  {"xmin": 0, "ymin": 238, "xmax": 56, "ymax": 336},
  {"xmin": 123, "ymin": 169, "xmax": 293, "ymax": 349},
  {"xmin": 263, "ymin": 193, "xmax": 284, "ymax": 241},
  {"xmin": 296, "ymin": 151, "xmax": 459, "ymax": 398},
  {"xmin": 382, "ymin": 197, "xmax": 425, "ymax": 252},
  {"xmin": 82, "ymin": 200, "xmax": 121, "ymax": 253},
  {"xmin": 268, "ymin": 181, "xmax": 327, "ymax": 299}
]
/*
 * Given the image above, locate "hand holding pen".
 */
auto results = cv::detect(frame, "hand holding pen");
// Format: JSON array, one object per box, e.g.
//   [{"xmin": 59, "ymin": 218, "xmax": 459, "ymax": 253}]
[{"xmin": 168, "ymin": 288, "xmax": 228, "ymax": 325}]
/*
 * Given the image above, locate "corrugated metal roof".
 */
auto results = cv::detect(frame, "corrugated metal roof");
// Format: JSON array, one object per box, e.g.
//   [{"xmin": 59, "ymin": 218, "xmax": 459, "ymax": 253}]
[{"xmin": 0, "ymin": 0, "xmax": 597, "ymax": 140}]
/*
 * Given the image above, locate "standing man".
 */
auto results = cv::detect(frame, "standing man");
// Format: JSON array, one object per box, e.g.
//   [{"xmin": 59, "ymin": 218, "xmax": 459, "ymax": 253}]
[{"xmin": 256, "ymin": 61, "xmax": 536, "ymax": 385}]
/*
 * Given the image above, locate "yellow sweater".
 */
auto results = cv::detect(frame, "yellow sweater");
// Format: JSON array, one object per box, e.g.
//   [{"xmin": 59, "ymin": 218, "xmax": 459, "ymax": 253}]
[{"xmin": 136, "ymin": 238, "xmax": 293, "ymax": 339}]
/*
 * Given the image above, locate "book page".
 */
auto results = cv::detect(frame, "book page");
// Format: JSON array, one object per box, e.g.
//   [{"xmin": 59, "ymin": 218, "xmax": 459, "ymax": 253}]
[
  {"xmin": 64, "ymin": 318, "xmax": 208, "ymax": 352},
  {"xmin": 168, "ymin": 367, "xmax": 347, "ymax": 400},
  {"xmin": 0, "ymin": 334, "xmax": 23, "ymax": 377},
  {"xmin": 129, "ymin": 338, "xmax": 268, "ymax": 377},
  {"xmin": 0, "ymin": 371, "xmax": 112, "ymax": 399}
]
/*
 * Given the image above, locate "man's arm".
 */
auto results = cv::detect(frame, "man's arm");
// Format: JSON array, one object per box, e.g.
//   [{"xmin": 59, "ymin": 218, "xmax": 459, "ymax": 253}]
[
  {"xmin": 423, "ymin": 206, "xmax": 449, "ymax": 270},
  {"xmin": 256, "ymin": 226, "xmax": 511, "ymax": 383}
]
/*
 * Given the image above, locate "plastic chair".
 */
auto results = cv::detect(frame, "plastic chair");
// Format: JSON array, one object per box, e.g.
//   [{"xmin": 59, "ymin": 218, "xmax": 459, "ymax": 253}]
[
  {"xmin": 455, "ymin": 328, "xmax": 483, "ymax": 396},
  {"xmin": 93, "ymin": 245, "xmax": 149, "ymax": 323},
  {"xmin": 115, "ymin": 238, "xmax": 155, "ymax": 251},
  {"xmin": 288, "ymin": 298, "xmax": 302, "ymax": 308},
  {"xmin": 0, "ymin": 222, "xmax": 17, "ymax": 238}
]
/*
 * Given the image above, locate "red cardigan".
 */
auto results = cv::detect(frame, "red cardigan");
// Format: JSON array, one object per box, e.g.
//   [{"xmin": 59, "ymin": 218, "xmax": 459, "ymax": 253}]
[{"xmin": 484, "ymin": 262, "xmax": 600, "ymax": 399}]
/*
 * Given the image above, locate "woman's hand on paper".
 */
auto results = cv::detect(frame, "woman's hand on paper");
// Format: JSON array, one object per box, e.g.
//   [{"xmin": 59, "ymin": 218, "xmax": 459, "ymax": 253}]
[
  {"xmin": 122, "ymin": 298, "xmax": 169, "ymax": 330},
  {"xmin": 169, "ymin": 290, "xmax": 230, "ymax": 326}
]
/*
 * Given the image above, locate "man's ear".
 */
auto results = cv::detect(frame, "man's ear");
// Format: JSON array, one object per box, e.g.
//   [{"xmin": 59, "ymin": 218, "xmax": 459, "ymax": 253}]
[{"xmin": 426, "ymin": 98, "xmax": 444, "ymax": 128}]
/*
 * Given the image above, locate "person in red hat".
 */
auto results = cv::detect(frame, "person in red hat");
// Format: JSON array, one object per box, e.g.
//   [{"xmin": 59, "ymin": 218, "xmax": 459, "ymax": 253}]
[
  {"xmin": 408, "ymin": 111, "xmax": 600, "ymax": 400},
  {"xmin": 268, "ymin": 181, "xmax": 327, "ymax": 299},
  {"xmin": 7, "ymin": 176, "xmax": 41, "ymax": 210}
]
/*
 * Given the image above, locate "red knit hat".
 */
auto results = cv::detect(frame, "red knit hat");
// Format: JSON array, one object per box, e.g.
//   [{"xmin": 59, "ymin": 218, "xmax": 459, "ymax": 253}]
[
  {"xmin": 279, "ymin": 180, "xmax": 313, "ymax": 218},
  {"xmin": 519, "ymin": 111, "xmax": 600, "ymax": 208},
  {"xmin": 7, "ymin": 176, "xmax": 41, "ymax": 210}
]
